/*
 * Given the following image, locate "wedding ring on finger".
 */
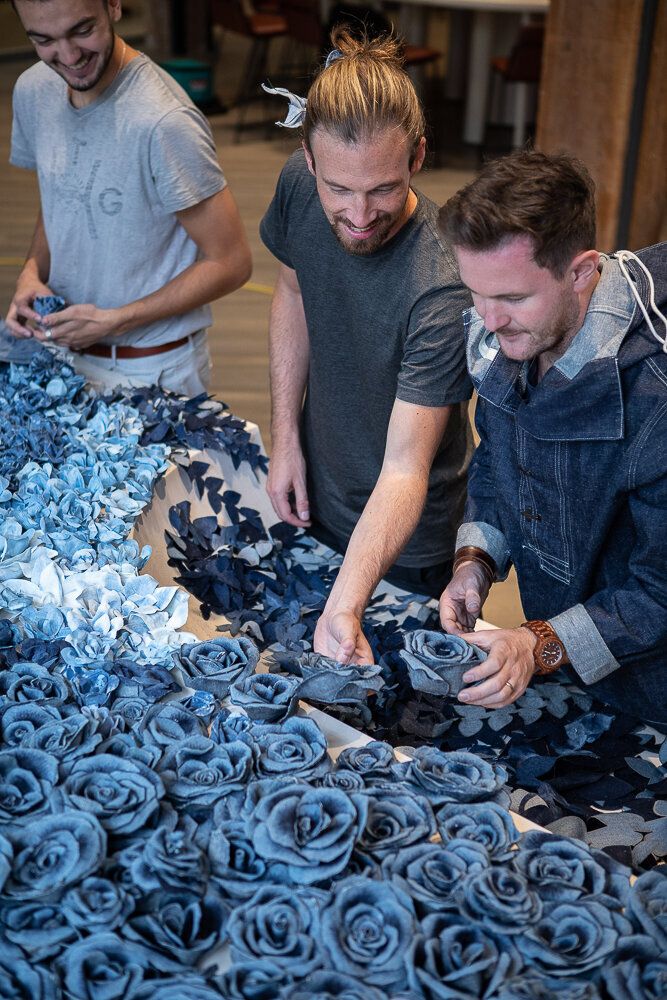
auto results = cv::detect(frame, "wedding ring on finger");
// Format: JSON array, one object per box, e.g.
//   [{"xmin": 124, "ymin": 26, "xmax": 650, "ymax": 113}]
[
  {"xmin": 504, "ymin": 678, "xmax": 515, "ymax": 694},
  {"xmin": 44, "ymin": 327, "xmax": 53, "ymax": 340}
]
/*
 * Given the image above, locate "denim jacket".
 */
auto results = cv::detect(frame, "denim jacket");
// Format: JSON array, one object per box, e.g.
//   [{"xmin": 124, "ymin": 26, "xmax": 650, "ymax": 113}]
[{"xmin": 457, "ymin": 243, "xmax": 667, "ymax": 722}]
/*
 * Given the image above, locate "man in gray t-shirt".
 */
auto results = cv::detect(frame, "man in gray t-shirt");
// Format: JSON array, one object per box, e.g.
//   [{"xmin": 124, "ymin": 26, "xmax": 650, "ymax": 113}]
[
  {"xmin": 6, "ymin": 0, "xmax": 251, "ymax": 397},
  {"xmin": 261, "ymin": 30, "xmax": 473, "ymax": 663}
]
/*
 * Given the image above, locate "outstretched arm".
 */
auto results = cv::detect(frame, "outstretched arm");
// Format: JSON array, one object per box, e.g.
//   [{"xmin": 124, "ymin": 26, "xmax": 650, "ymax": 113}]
[
  {"xmin": 5, "ymin": 209, "xmax": 54, "ymax": 337},
  {"xmin": 314, "ymin": 399, "xmax": 451, "ymax": 663}
]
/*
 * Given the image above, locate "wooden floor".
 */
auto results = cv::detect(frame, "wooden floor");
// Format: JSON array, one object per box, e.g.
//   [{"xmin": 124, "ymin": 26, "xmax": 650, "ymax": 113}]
[{"xmin": 0, "ymin": 36, "xmax": 524, "ymax": 627}]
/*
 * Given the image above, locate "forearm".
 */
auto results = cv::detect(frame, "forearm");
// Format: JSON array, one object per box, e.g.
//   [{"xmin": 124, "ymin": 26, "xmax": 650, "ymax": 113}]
[
  {"xmin": 269, "ymin": 267, "xmax": 309, "ymax": 446},
  {"xmin": 326, "ymin": 468, "xmax": 430, "ymax": 617},
  {"xmin": 18, "ymin": 210, "xmax": 50, "ymax": 287}
]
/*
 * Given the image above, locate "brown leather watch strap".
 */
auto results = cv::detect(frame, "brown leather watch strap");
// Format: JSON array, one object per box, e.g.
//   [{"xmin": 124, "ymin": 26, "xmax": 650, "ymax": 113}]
[
  {"xmin": 521, "ymin": 620, "xmax": 570, "ymax": 674},
  {"xmin": 452, "ymin": 546, "xmax": 497, "ymax": 587}
]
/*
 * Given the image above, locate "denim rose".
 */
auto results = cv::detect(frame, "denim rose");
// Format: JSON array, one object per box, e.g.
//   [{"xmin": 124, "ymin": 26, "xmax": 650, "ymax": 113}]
[
  {"xmin": 0, "ymin": 832, "xmax": 12, "ymax": 891},
  {"xmin": 138, "ymin": 703, "xmax": 208, "ymax": 746},
  {"xmin": 246, "ymin": 781, "xmax": 367, "ymax": 883},
  {"xmin": 318, "ymin": 769, "xmax": 367, "ymax": 792},
  {"xmin": 1, "ymin": 661, "xmax": 70, "ymax": 704},
  {"xmin": 320, "ymin": 876, "xmax": 416, "ymax": 988},
  {"xmin": 4, "ymin": 810, "xmax": 106, "ymax": 900},
  {"xmin": 282, "ymin": 971, "xmax": 389, "ymax": 1000},
  {"xmin": 513, "ymin": 830, "xmax": 630, "ymax": 907},
  {"xmin": 0, "ymin": 900, "xmax": 77, "ymax": 961},
  {"xmin": 625, "ymin": 869, "xmax": 667, "ymax": 947},
  {"xmin": 254, "ymin": 716, "xmax": 331, "ymax": 781},
  {"xmin": 133, "ymin": 978, "xmax": 229, "ymax": 1000},
  {"xmin": 120, "ymin": 816, "xmax": 208, "ymax": 896},
  {"xmin": 158, "ymin": 736, "xmax": 253, "ymax": 812},
  {"xmin": 228, "ymin": 884, "xmax": 324, "ymax": 975},
  {"xmin": 215, "ymin": 959, "xmax": 289, "ymax": 1000},
  {"xmin": 0, "ymin": 701, "xmax": 61, "ymax": 747},
  {"xmin": 26, "ymin": 712, "xmax": 105, "ymax": 771},
  {"xmin": 209, "ymin": 820, "xmax": 273, "ymax": 899},
  {"xmin": 602, "ymin": 935, "xmax": 667, "ymax": 1000},
  {"xmin": 358, "ymin": 787, "xmax": 436, "ymax": 859},
  {"xmin": 409, "ymin": 912, "xmax": 521, "ymax": 1000},
  {"xmin": 0, "ymin": 747, "xmax": 59, "ymax": 824},
  {"xmin": 209, "ymin": 709, "xmax": 255, "ymax": 746},
  {"xmin": 395, "ymin": 748, "xmax": 507, "ymax": 805},
  {"xmin": 62, "ymin": 753, "xmax": 164, "ymax": 835},
  {"xmin": 19, "ymin": 604, "xmax": 68, "ymax": 641},
  {"xmin": 382, "ymin": 840, "xmax": 489, "ymax": 915},
  {"xmin": 436, "ymin": 801, "xmax": 519, "ymax": 861},
  {"xmin": 125, "ymin": 891, "xmax": 229, "ymax": 965},
  {"xmin": 296, "ymin": 653, "xmax": 385, "ymax": 704},
  {"xmin": 56, "ymin": 931, "xmax": 179, "ymax": 1000},
  {"xmin": 336, "ymin": 741, "xmax": 396, "ymax": 782},
  {"xmin": 176, "ymin": 635, "xmax": 259, "ymax": 697},
  {"xmin": 401, "ymin": 629, "xmax": 486, "ymax": 696},
  {"xmin": 521, "ymin": 900, "xmax": 633, "ymax": 976},
  {"xmin": 457, "ymin": 866, "xmax": 543, "ymax": 934},
  {"xmin": 0, "ymin": 950, "xmax": 60, "ymax": 1000},
  {"xmin": 62, "ymin": 877, "xmax": 135, "ymax": 932},
  {"xmin": 229, "ymin": 672, "xmax": 302, "ymax": 723}
]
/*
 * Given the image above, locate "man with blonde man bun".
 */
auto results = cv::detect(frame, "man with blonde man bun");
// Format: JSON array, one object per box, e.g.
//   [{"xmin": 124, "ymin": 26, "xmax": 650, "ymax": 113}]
[{"xmin": 261, "ymin": 28, "xmax": 473, "ymax": 663}]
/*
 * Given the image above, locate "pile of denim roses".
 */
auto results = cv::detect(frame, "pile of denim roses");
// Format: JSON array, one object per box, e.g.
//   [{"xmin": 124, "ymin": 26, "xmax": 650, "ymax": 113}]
[{"xmin": 1, "ymin": 353, "xmax": 666, "ymax": 999}]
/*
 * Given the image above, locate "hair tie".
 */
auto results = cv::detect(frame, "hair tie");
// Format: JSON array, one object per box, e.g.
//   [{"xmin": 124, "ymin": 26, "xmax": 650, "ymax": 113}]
[
  {"xmin": 261, "ymin": 82, "xmax": 308, "ymax": 129},
  {"xmin": 324, "ymin": 48, "xmax": 343, "ymax": 68}
]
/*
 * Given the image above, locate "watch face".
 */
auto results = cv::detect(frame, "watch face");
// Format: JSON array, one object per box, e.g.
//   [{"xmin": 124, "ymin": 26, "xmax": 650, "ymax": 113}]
[{"xmin": 541, "ymin": 640, "xmax": 563, "ymax": 667}]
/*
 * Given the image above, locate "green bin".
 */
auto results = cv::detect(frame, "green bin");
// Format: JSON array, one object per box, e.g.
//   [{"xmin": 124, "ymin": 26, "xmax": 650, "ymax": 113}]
[{"xmin": 160, "ymin": 58, "xmax": 213, "ymax": 106}]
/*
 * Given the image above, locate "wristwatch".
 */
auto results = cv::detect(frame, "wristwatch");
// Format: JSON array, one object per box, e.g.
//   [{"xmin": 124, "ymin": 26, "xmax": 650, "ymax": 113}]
[{"xmin": 520, "ymin": 620, "xmax": 570, "ymax": 675}]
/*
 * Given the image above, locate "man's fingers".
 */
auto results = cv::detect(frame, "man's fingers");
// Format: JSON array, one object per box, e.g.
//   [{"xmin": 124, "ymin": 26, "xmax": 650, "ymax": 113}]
[
  {"xmin": 293, "ymin": 482, "xmax": 311, "ymax": 524},
  {"xmin": 464, "ymin": 587, "xmax": 481, "ymax": 613}
]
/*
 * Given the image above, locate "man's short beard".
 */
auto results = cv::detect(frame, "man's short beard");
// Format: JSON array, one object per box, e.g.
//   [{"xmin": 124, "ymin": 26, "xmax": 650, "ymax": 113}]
[{"xmin": 330, "ymin": 215, "xmax": 393, "ymax": 256}]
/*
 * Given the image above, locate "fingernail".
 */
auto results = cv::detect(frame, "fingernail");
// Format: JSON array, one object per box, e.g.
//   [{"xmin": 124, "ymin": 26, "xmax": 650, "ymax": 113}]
[
  {"xmin": 458, "ymin": 693, "xmax": 469, "ymax": 702},
  {"xmin": 462, "ymin": 672, "xmax": 473, "ymax": 682},
  {"xmin": 299, "ymin": 511, "xmax": 309, "ymax": 521}
]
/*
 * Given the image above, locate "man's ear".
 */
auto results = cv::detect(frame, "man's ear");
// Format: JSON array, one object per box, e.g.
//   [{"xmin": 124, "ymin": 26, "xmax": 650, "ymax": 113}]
[
  {"xmin": 108, "ymin": 1, "xmax": 123, "ymax": 24},
  {"xmin": 410, "ymin": 136, "xmax": 427, "ymax": 177},
  {"xmin": 302, "ymin": 141, "xmax": 315, "ymax": 177},
  {"xmin": 571, "ymin": 250, "xmax": 600, "ymax": 291}
]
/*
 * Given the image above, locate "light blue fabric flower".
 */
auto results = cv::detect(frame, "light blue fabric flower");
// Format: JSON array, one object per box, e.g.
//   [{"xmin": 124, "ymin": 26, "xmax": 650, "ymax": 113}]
[
  {"xmin": 228, "ymin": 884, "xmax": 325, "ymax": 974},
  {"xmin": 401, "ymin": 629, "xmax": 487, "ymax": 696},
  {"xmin": 436, "ymin": 801, "xmax": 519, "ymax": 861}
]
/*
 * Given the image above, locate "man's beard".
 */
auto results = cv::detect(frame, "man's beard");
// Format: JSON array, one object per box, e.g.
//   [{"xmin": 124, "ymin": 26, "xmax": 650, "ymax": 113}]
[
  {"xmin": 55, "ymin": 35, "xmax": 115, "ymax": 92},
  {"xmin": 330, "ymin": 213, "xmax": 394, "ymax": 256}
]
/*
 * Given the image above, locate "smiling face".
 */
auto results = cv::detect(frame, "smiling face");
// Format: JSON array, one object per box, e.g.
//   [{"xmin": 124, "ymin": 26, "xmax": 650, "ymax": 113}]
[
  {"xmin": 14, "ymin": 0, "xmax": 122, "ymax": 101},
  {"xmin": 304, "ymin": 128, "xmax": 426, "ymax": 256},
  {"xmin": 455, "ymin": 235, "xmax": 598, "ymax": 371}
]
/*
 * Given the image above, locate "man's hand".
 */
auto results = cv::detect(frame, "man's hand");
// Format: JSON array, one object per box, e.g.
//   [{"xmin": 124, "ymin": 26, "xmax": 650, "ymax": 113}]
[
  {"xmin": 34, "ymin": 303, "xmax": 117, "ymax": 350},
  {"xmin": 5, "ymin": 278, "xmax": 55, "ymax": 338},
  {"xmin": 313, "ymin": 610, "xmax": 374, "ymax": 665},
  {"xmin": 439, "ymin": 561, "xmax": 492, "ymax": 634},
  {"xmin": 267, "ymin": 439, "xmax": 311, "ymax": 527},
  {"xmin": 456, "ymin": 626, "xmax": 537, "ymax": 707}
]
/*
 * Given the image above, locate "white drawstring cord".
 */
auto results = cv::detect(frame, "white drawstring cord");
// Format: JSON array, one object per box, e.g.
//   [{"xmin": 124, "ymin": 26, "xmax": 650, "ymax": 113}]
[{"xmin": 615, "ymin": 250, "xmax": 667, "ymax": 352}]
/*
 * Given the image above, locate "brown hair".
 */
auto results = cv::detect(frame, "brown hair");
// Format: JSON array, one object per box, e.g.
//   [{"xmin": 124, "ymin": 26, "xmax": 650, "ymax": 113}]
[
  {"xmin": 302, "ymin": 26, "xmax": 425, "ymax": 161},
  {"xmin": 438, "ymin": 150, "xmax": 596, "ymax": 277}
]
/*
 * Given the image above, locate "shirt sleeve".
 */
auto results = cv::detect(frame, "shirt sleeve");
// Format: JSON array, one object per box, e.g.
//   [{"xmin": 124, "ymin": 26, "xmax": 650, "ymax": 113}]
[
  {"xmin": 148, "ymin": 107, "xmax": 226, "ymax": 215},
  {"xmin": 396, "ymin": 278, "xmax": 473, "ymax": 407},
  {"xmin": 259, "ymin": 161, "xmax": 297, "ymax": 270},
  {"xmin": 10, "ymin": 77, "xmax": 36, "ymax": 170}
]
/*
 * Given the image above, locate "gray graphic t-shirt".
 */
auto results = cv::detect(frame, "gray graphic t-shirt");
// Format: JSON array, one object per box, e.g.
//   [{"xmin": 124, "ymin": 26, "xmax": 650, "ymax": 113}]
[{"xmin": 10, "ymin": 55, "xmax": 226, "ymax": 347}]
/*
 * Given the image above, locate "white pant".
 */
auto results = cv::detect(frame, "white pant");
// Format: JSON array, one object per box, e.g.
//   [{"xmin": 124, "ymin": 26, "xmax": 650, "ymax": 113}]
[{"xmin": 59, "ymin": 330, "xmax": 212, "ymax": 397}]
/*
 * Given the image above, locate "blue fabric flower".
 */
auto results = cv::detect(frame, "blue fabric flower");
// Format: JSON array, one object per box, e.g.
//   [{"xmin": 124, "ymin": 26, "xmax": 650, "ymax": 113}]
[
  {"xmin": 0, "ymin": 948, "xmax": 60, "ymax": 1000},
  {"xmin": 497, "ymin": 977, "xmax": 601, "ymax": 999},
  {"xmin": 125, "ymin": 891, "xmax": 229, "ymax": 965},
  {"xmin": 4, "ymin": 810, "xmax": 106, "ymax": 900},
  {"xmin": 121, "ymin": 818, "xmax": 208, "ymax": 896},
  {"xmin": 0, "ymin": 747, "xmax": 59, "ymax": 824},
  {"xmin": 282, "ymin": 970, "xmax": 389, "ymax": 999},
  {"xmin": 513, "ymin": 830, "xmax": 630, "ymax": 908},
  {"xmin": 62, "ymin": 876, "xmax": 135, "ymax": 932},
  {"xmin": 26, "ymin": 711, "xmax": 105, "ymax": 771},
  {"xmin": 409, "ymin": 911, "xmax": 522, "ymax": 999},
  {"xmin": 158, "ymin": 735, "xmax": 253, "ymax": 812},
  {"xmin": 317, "ymin": 769, "xmax": 367, "ymax": 792},
  {"xmin": 0, "ymin": 900, "xmax": 77, "ymax": 961},
  {"xmin": 358, "ymin": 786, "xmax": 436, "ymax": 859},
  {"xmin": 436, "ymin": 801, "xmax": 519, "ymax": 861},
  {"xmin": 62, "ymin": 753, "xmax": 164, "ymax": 836},
  {"xmin": 246, "ymin": 780, "xmax": 367, "ymax": 883},
  {"xmin": 394, "ymin": 748, "xmax": 507, "ymax": 805},
  {"xmin": 55, "ymin": 931, "xmax": 179, "ymax": 999},
  {"xmin": 335, "ymin": 741, "xmax": 396, "ymax": 783},
  {"xmin": 1, "ymin": 661, "xmax": 70, "ymax": 704},
  {"xmin": 521, "ymin": 899, "xmax": 633, "ymax": 976},
  {"xmin": 320, "ymin": 875, "xmax": 416, "ymax": 988},
  {"xmin": 401, "ymin": 629, "xmax": 486, "ymax": 696},
  {"xmin": 625, "ymin": 869, "xmax": 667, "ymax": 947},
  {"xmin": 601, "ymin": 935, "xmax": 667, "ymax": 1000},
  {"xmin": 457, "ymin": 865, "xmax": 543, "ymax": 935},
  {"xmin": 229, "ymin": 672, "xmax": 302, "ymax": 723},
  {"xmin": 215, "ymin": 959, "xmax": 289, "ymax": 999},
  {"xmin": 254, "ymin": 716, "xmax": 331, "ymax": 781},
  {"xmin": 0, "ymin": 701, "xmax": 61, "ymax": 747},
  {"xmin": 228, "ymin": 884, "xmax": 324, "ymax": 974},
  {"xmin": 138, "ymin": 703, "xmax": 208, "ymax": 746},
  {"xmin": 382, "ymin": 839, "xmax": 489, "ymax": 915},
  {"xmin": 296, "ymin": 653, "xmax": 385, "ymax": 705},
  {"xmin": 0, "ymin": 832, "xmax": 12, "ymax": 891},
  {"xmin": 176, "ymin": 635, "xmax": 259, "ymax": 697},
  {"xmin": 208, "ymin": 820, "xmax": 274, "ymax": 899}
]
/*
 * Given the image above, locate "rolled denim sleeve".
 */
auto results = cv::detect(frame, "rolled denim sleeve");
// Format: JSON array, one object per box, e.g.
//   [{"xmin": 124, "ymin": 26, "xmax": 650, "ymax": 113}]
[
  {"xmin": 554, "ymin": 405, "xmax": 667, "ymax": 684},
  {"xmin": 456, "ymin": 398, "xmax": 512, "ymax": 579}
]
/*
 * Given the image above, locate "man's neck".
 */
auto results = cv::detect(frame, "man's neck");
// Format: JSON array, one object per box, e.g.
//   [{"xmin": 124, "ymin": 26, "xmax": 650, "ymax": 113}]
[{"xmin": 537, "ymin": 269, "xmax": 601, "ymax": 379}]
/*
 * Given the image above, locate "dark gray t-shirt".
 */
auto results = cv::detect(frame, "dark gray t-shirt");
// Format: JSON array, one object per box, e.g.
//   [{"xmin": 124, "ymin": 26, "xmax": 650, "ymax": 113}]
[{"xmin": 260, "ymin": 150, "xmax": 473, "ymax": 567}]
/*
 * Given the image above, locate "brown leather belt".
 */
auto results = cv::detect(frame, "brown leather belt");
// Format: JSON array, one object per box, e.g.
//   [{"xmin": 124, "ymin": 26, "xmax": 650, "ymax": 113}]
[{"xmin": 77, "ymin": 335, "xmax": 192, "ymax": 359}]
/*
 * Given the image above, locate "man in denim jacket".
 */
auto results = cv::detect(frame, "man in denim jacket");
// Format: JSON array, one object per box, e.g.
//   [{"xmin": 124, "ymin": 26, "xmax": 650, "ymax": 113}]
[{"xmin": 438, "ymin": 150, "xmax": 667, "ymax": 726}]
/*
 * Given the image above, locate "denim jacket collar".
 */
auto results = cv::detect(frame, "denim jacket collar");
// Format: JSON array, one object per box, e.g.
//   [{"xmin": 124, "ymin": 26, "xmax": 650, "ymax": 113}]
[{"xmin": 465, "ymin": 257, "xmax": 637, "ymax": 442}]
